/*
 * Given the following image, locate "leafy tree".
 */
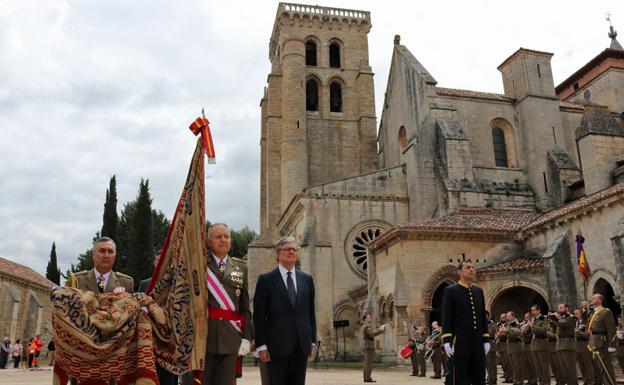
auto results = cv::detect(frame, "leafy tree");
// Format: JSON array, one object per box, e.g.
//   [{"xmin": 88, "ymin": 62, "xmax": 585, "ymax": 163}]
[
  {"xmin": 101, "ymin": 175, "xmax": 118, "ymax": 242},
  {"xmin": 46, "ymin": 242, "xmax": 61, "ymax": 285},
  {"xmin": 75, "ymin": 232, "xmax": 99, "ymax": 271},
  {"xmin": 230, "ymin": 226, "xmax": 258, "ymax": 259}
]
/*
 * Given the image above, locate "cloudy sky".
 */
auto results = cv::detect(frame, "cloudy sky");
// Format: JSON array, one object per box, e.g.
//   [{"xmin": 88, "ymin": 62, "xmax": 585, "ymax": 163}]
[{"xmin": 1, "ymin": 0, "xmax": 622, "ymax": 276}]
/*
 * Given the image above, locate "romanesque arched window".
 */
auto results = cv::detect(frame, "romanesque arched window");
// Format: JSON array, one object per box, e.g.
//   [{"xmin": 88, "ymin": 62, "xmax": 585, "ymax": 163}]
[
  {"xmin": 329, "ymin": 42, "xmax": 341, "ymax": 68},
  {"xmin": 329, "ymin": 81, "xmax": 342, "ymax": 112},
  {"xmin": 398, "ymin": 126, "xmax": 407, "ymax": 149},
  {"xmin": 306, "ymin": 78, "xmax": 319, "ymax": 112},
  {"xmin": 492, "ymin": 127, "xmax": 508, "ymax": 167},
  {"xmin": 305, "ymin": 40, "xmax": 317, "ymax": 66}
]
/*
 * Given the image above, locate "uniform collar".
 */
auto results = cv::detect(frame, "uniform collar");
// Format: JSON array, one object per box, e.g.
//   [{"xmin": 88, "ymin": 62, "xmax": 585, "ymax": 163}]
[{"xmin": 458, "ymin": 279, "xmax": 472, "ymax": 288}]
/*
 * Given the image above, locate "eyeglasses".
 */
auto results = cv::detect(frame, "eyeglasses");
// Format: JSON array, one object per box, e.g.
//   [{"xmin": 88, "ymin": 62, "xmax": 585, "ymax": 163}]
[{"xmin": 279, "ymin": 247, "xmax": 299, "ymax": 253}]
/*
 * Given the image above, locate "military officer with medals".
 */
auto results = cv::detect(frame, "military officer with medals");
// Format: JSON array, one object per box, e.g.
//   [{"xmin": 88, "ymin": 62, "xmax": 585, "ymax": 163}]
[
  {"xmin": 574, "ymin": 307, "xmax": 595, "ymax": 385},
  {"xmin": 440, "ymin": 260, "xmax": 490, "ymax": 385},
  {"xmin": 588, "ymin": 294, "xmax": 617, "ymax": 385},
  {"xmin": 203, "ymin": 223, "xmax": 252, "ymax": 385},
  {"xmin": 529, "ymin": 304, "xmax": 550, "ymax": 385},
  {"xmin": 554, "ymin": 304, "xmax": 578, "ymax": 385}
]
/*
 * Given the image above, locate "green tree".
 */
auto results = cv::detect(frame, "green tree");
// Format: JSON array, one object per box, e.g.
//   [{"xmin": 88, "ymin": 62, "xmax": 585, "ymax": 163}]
[
  {"xmin": 75, "ymin": 232, "xmax": 99, "ymax": 271},
  {"xmin": 101, "ymin": 175, "xmax": 118, "ymax": 242},
  {"xmin": 127, "ymin": 179, "xmax": 154, "ymax": 287},
  {"xmin": 46, "ymin": 242, "xmax": 61, "ymax": 285},
  {"xmin": 230, "ymin": 226, "xmax": 258, "ymax": 259}
]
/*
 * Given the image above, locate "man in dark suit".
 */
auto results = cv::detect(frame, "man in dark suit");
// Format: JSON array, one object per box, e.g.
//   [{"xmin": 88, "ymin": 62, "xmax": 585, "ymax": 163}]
[
  {"xmin": 441, "ymin": 260, "xmax": 490, "ymax": 385},
  {"xmin": 253, "ymin": 236, "xmax": 317, "ymax": 385}
]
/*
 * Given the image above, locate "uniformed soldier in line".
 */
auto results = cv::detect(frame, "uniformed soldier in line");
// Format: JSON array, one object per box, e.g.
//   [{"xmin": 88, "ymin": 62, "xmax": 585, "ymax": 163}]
[
  {"xmin": 362, "ymin": 314, "xmax": 385, "ymax": 383},
  {"xmin": 486, "ymin": 311, "xmax": 498, "ymax": 385},
  {"xmin": 573, "ymin": 307, "xmax": 595, "ymax": 385},
  {"xmin": 497, "ymin": 313, "xmax": 513, "ymax": 384},
  {"xmin": 67, "ymin": 236, "xmax": 134, "ymax": 385},
  {"xmin": 440, "ymin": 261, "xmax": 490, "ymax": 385},
  {"xmin": 521, "ymin": 313, "xmax": 538, "ymax": 385},
  {"xmin": 587, "ymin": 294, "xmax": 617, "ymax": 385},
  {"xmin": 554, "ymin": 304, "xmax": 578, "ymax": 385},
  {"xmin": 69, "ymin": 237, "xmax": 134, "ymax": 293},
  {"xmin": 547, "ymin": 313, "xmax": 564, "ymax": 385},
  {"xmin": 409, "ymin": 326, "xmax": 427, "ymax": 377},
  {"xmin": 430, "ymin": 321, "xmax": 444, "ymax": 379},
  {"xmin": 203, "ymin": 223, "xmax": 252, "ymax": 385},
  {"xmin": 616, "ymin": 315, "xmax": 624, "ymax": 380},
  {"xmin": 529, "ymin": 304, "xmax": 551, "ymax": 385},
  {"xmin": 501, "ymin": 311, "xmax": 524, "ymax": 385}
]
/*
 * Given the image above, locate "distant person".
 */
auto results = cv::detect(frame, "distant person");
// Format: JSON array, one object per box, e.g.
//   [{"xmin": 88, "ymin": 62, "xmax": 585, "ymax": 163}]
[
  {"xmin": 10, "ymin": 339, "xmax": 22, "ymax": 368},
  {"xmin": 33, "ymin": 335, "xmax": 43, "ymax": 369},
  {"xmin": 254, "ymin": 236, "xmax": 317, "ymax": 385},
  {"xmin": 27, "ymin": 338, "xmax": 35, "ymax": 369},
  {"xmin": 362, "ymin": 314, "xmax": 385, "ymax": 383},
  {"xmin": 47, "ymin": 339, "xmax": 56, "ymax": 366},
  {"xmin": 0, "ymin": 337, "xmax": 9, "ymax": 369}
]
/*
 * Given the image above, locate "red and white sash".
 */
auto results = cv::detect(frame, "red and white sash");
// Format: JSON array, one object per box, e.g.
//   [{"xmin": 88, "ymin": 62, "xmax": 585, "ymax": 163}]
[{"xmin": 206, "ymin": 267, "xmax": 242, "ymax": 334}]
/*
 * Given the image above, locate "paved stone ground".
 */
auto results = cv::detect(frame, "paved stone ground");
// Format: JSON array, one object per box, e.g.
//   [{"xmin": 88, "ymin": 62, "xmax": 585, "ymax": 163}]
[{"xmin": 0, "ymin": 366, "xmax": 442, "ymax": 384}]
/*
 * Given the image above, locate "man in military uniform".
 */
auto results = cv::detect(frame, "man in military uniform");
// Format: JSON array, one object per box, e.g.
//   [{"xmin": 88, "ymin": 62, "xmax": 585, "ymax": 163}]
[
  {"xmin": 485, "ymin": 311, "xmax": 498, "ymax": 385},
  {"xmin": 554, "ymin": 304, "xmax": 578, "ymax": 385},
  {"xmin": 616, "ymin": 315, "xmax": 624, "ymax": 381},
  {"xmin": 71, "ymin": 237, "xmax": 134, "ymax": 293},
  {"xmin": 362, "ymin": 314, "xmax": 385, "ymax": 383},
  {"xmin": 430, "ymin": 322, "xmax": 443, "ymax": 379},
  {"xmin": 529, "ymin": 304, "xmax": 551, "ymax": 385},
  {"xmin": 497, "ymin": 313, "xmax": 513, "ymax": 383},
  {"xmin": 574, "ymin": 307, "xmax": 595, "ymax": 385},
  {"xmin": 588, "ymin": 294, "xmax": 616, "ymax": 385},
  {"xmin": 203, "ymin": 223, "xmax": 252, "ymax": 385},
  {"xmin": 441, "ymin": 260, "xmax": 490, "ymax": 385},
  {"xmin": 502, "ymin": 312, "xmax": 524, "ymax": 385},
  {"xmin": 68, "ymin": 237, "xmax": 134, "ymax": 385},
  {"xmin": 409, "ymin": 326, "xmax": 427, "ymax": 377},
  {"xmin": 521, "ymin": 313, "xmax": 537, "ymax": 385},
  {"xmin": 547, "ymin": 313, "xmax": 564, "ymax": 385}
]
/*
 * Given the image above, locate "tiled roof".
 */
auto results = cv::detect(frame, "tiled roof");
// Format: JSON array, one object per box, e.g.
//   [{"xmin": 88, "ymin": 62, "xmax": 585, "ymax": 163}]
[
  {"xmin": 478, "ymin": 257, "xmax": 545, "ymax": 273},
  {"xmin": 576, "ymin": 104, "xmax": 624, "ymax": 140},
  {"xmin": 406, "ymin": 208, "xmax": 539, "ymax": 233},
  {"xmin": 0, "ymin": 257, "xmax": 55, "ymax": 289},
  {"xmin": 555, "ymin": 49, "xmax": 624, "ymax": 95},
  {"xmin": 524, "ymin": 181, "xmax": 624, "ymax": 231},
  {"xmin": 435, "ymin": 87, "xmax": 515, "ymax": 103}
]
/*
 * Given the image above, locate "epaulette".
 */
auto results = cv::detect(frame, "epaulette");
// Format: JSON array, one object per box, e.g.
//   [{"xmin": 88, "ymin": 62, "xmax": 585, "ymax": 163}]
[
  {"xmin": 115, "ymin": 272, "xmax": 133, "ymax": 280},
  {"xmin": 231, "ymin": 257, "xmax": 247, "ymax": 265},
  {"xmin": 74, "ymin": 270, "xmax": 88, "ymax": 276},
  {"xmin": 537, "ymin": 314, "xmax": 544, "ymax": 320}
]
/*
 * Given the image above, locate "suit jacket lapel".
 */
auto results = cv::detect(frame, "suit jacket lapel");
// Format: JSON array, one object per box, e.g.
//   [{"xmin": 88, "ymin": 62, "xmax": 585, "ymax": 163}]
[
  {"xmin": 271, "ymin": 268, "xmax": 294, "ymax": 309},
  {"xmin": 106, "ymin": 272, "xmax": 119, "ymax": 293},
  {"xmin": 295, "ymin": 270, "xmax": 305, "ymax": 305}
]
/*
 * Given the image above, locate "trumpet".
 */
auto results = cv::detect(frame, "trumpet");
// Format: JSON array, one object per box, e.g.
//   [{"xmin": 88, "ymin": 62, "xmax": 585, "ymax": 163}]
[{"xmin": 424, "ymin": 328, "xmax": 441, "ymax": 360}]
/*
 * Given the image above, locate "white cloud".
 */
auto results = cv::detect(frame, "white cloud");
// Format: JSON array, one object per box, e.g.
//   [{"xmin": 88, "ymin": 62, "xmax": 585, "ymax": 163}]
[{"xmin": 0, "ymin": 0, "xmax": 622, "ymax": 275}]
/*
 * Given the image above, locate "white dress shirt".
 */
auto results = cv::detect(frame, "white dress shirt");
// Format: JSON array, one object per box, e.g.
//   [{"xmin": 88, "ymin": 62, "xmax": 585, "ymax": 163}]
[
  {"xmin": 94, "ymin": 269, "xmax": 112, "ymax": 290},
  {"xmin": 213, "ymin": 254, "xmax": 228, "ymax": 269},
  {"xmin": 278, "ymin": 264, "xmax": 297, "ymax": 293}
]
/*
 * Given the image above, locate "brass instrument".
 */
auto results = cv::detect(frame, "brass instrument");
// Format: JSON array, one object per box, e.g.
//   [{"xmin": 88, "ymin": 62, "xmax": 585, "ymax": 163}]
[{"xmin": 424, "ymin": 328, "xmax": 441, "ymax": 360}]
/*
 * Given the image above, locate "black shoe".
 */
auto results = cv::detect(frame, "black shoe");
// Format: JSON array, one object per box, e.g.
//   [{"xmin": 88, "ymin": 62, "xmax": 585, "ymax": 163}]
[
  {"xmin": 364, "ymin": 380, "xmax": 377, "ymax": 383},
  {"xmin": 410, "ymin": 373, "xmax": 417, "ymax": 376},
  {"xmin": 431, "ymin": 375, "xmax": 442, "ymax": 379},
  {"xmin": 419, "ymin": 374, "xmax": 426, "ymax": 377}
]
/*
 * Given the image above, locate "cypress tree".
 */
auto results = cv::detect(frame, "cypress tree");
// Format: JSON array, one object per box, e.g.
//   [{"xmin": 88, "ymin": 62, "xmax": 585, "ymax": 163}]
[
  {"xmin": 128, "ymin": 179, "xmax": 153, "ymax": 286},
  {"xmin": 46, "ymin": 242, "xmax": 61, "ymax": 285},
  {"xmin": 101, "ymin": 175, "xmax": 118, "ymax": 242}
]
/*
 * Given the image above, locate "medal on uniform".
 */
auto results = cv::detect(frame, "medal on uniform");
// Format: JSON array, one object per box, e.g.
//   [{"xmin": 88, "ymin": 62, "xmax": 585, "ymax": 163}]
[{"xmin": 230, "ymin": 271, "xmax": 244, "ymax": 297}]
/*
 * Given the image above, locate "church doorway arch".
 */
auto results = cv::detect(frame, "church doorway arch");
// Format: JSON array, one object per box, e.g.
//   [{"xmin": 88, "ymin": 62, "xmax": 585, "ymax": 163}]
[
  {"xmin": 593, "ymin": 278, "xmax": 622, "ymax": 317},
  {"xmin": 429, "ymin": 282, "xmax": 450, "ymax": 328},
  {"xmin": 490, "ymin": 286, "xmax": 548, "ymax": 319}
]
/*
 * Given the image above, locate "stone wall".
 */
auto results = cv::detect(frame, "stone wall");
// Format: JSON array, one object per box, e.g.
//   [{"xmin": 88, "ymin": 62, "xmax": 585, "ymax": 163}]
[{"xmin": 0, "ymin": 278, "xmax": 52, "ymax": 344}]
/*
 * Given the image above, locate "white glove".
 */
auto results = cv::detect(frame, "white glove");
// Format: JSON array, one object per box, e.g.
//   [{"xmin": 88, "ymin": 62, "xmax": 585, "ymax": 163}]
[
  {"xmin": 238, "ymin": 338, "xmax": 251, "ymax": 356},
  {"xmin": 484, "ymin": 342, "xmax": 491, "ymax": 355},
  {"xmin": 607, "ymin": 347, "xmax": 616, "ymax": 353},
  {"xmin": 444, "ymin": 342, "xmax": 454, "ymax": 357},
  {"xmin": 380, "ymin": 324, "xmax": 386, "ymax": 332}
]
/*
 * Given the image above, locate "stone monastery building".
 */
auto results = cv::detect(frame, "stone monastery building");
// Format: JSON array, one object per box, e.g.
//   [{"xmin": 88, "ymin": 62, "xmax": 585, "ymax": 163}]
[{"xmin": 248, "ymin": 2, "xmax": 624, "ymax": 358}]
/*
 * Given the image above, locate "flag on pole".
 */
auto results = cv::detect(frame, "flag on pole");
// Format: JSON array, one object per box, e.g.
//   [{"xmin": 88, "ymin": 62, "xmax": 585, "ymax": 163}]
[
  {"xmin": 189, "ymin": 117, "xmax": 216, "ymax": 163},
  {"xmin": 576, "ymin": 234, "xmax": 590, "ymax": 282}
]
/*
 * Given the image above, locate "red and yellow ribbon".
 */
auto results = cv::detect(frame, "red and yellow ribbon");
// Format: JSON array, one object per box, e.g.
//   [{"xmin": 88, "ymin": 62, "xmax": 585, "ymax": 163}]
[{"xmin": 189, "ymin": 117, "xmax": 216, "ymax": 163}]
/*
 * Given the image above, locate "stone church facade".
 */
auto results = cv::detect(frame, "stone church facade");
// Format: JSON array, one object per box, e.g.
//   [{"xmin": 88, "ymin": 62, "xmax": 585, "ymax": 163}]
[
  {"xmin": 0, "ymin": 257, "xmax": 54, "ymax": 344},
  {"xmin": 248, "ymin": 2, "xmax": 624, "ymax": 359}
]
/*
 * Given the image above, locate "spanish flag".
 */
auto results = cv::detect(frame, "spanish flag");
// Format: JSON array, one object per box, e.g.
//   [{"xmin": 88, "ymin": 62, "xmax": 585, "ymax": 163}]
[{"xmin": 576, "ymin": 234, "xmax": 590, "ymax": 282}]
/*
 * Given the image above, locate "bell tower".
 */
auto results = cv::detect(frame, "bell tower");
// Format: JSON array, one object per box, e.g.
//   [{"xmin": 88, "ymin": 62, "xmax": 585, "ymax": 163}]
[{"xmin": 258, "ymin": 3, "xmax": 377, "ymax": 236}]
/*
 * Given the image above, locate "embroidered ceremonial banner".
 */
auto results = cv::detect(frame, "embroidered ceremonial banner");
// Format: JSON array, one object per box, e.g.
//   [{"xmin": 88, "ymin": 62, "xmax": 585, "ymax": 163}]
[
  {"xmin": 147, "ymin": 136, "xmax": 210, "ymax": 375},
  {"xmin": 50, "ymin": 288, "xmax": 165, "ymax": 385},
  {"xmin": 576, "ymin": 234, "xmax": 590, "ymax": 282}
]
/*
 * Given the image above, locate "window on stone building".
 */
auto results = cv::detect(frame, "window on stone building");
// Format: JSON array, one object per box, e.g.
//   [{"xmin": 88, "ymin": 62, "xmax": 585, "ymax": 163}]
[
  {"xmin": 329, "ymin": 42, "xmax": 341, "ymax": 68},
  {"xmin": 305, "ymin": 40, "xmax": 317, "ymax": 66},
  {"xmin": 329, "ymin": 81, "xmax": 342, "ymax": 112},
  {"xmin": 306, "ymin": 78, "xmax": 319, "ymax": 112},
  {"xmin": 492, "ymin": 127, "xmax": 508, "ymax": 167},
  {"xmin": 398, "ymin": 126, "xmax": 407, "ymax": 149}
]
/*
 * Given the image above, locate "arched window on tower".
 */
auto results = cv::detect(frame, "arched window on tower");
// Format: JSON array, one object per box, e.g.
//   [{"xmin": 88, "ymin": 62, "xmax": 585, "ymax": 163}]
[
  {"xmin": 398, "ymin": 126, "xmax": 407, "ymax": 150},
  {"xmin": 305, "ymin": 40, "xmax": 317, "ymax": 66},
  {"xmin": 329, "ymin": 42, "xmax": 341, "ymax": 68},
  {"xmin": 306, "ymin": 78, "xmax": 319, "ymax": 112},
  {"xmin": 492, "ymin": 127, "xmax": 508, "ymax": 167},
  {"xmin": 329, "ymin": 81, "xmax": 342, "ymax": 112}
]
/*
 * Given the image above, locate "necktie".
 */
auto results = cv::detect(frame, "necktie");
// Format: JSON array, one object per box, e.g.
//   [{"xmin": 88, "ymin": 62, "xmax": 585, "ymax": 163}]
[
  {"xmin": 97, "ymin": 275, "xmax": 105, "ymax": 293},
  {"xmin": 287, "ymin": 271, "xmax": 296, "ymax": 307},
  {"xmin": 219, "ymin": 260, "xmax": 225, "ymax": 273}
]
